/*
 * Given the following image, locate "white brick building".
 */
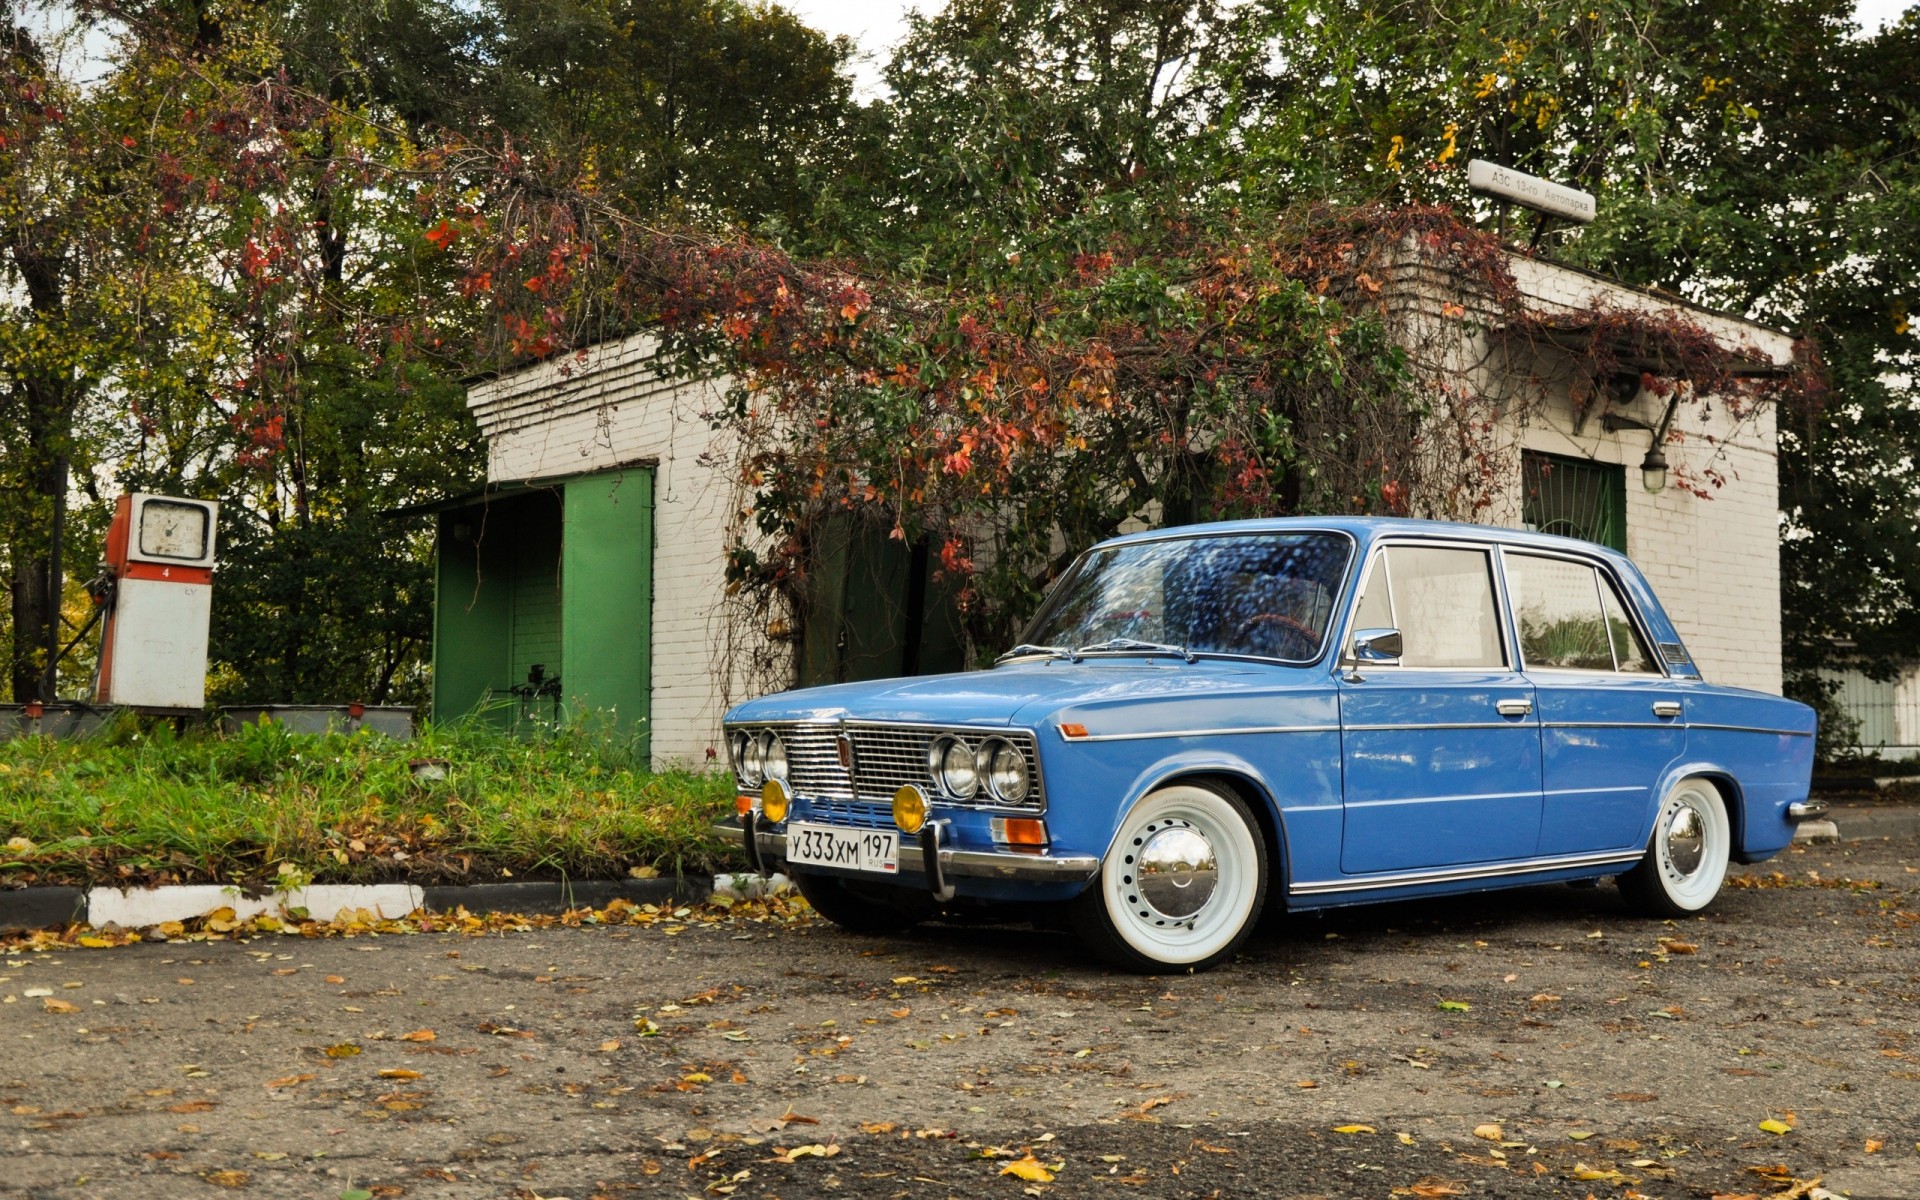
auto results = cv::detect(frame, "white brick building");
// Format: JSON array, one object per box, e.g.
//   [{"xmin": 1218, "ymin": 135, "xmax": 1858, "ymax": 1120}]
[{"xmin": 439, "ymin": 251, "xmax": 1795, "ymax": 768}]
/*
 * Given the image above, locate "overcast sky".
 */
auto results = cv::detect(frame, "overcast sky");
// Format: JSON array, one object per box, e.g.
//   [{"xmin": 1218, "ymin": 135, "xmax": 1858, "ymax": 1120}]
[{"xmin": 784, "ymin": 0, "xmax": 1918, "ymax": 98}]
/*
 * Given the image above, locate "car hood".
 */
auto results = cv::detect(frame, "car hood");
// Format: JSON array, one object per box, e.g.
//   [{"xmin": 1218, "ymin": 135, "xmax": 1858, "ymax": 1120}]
[{"xmin": 724, "ymin": 658, "xmax": 1325, "ymax": 728}]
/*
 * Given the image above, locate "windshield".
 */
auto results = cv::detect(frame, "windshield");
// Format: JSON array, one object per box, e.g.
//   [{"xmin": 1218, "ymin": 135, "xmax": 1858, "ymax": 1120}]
[{"xmin": 1019, "ymin": 532, "xmax": 1354, "ymax": 663}]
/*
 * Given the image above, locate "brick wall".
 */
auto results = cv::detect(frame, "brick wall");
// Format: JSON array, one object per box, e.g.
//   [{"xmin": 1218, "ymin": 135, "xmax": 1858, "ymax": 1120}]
[
  {"xmin": 1476, "ymin": 257, "xmax": 1793, "ymax": 695},
  {"xmin": 467, "ymin": 336, "xmax": 751, "ymax": 768},
  {"xmin": 462, "ymin": 255, "xmax": 1797, "ymax": 768}
]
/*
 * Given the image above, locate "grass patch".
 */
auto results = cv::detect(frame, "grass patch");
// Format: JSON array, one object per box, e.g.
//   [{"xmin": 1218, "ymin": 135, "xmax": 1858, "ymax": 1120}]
[{"xmin": 0, "ymin": 716, "xmax": 742, "ymax": 888}]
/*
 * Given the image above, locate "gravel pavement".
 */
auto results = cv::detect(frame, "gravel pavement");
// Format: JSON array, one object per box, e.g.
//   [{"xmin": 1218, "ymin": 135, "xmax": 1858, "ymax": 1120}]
[{"xmin": 3, "ymin": 834, "xmax": 1917, "ymax": 1200}]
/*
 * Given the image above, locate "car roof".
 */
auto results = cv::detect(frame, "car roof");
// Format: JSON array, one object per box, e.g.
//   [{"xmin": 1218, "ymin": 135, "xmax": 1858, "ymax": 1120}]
[{"xmin": 1093, "ymin": 516, "xmax": 1636, "ymax": 565}]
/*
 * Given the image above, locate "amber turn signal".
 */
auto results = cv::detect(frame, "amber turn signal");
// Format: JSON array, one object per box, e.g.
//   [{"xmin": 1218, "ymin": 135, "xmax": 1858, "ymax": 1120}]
[
  {"xmin": 1058, "ymin": 722, "xmax": 1088, "ymax": 739},
  {"xmin": 893, "ymin": 784, "xmax": 928, "ymax": 835},
  {"xmin": 760, "ymin": 777, "xmax": 789, "ymax": 823},
  {"xmin": 735, "ymin": 794, "xmax": 753, "ymax": 816},
  {"xmin": 999, "ymin": 817, "xmax": 1047, "ymax": 846}
]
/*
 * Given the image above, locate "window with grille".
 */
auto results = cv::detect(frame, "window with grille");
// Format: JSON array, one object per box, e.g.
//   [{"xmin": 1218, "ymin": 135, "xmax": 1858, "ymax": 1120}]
[{"xmin": 1521, "ymin": 452, "xmax": 1626, "ymax": 553}]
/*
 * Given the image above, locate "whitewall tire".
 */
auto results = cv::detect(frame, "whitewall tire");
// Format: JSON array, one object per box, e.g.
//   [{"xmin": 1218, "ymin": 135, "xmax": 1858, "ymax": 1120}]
[
  {"xmin": 1619, "ymin": 777, "xmax": 1731, "ymax": 917},
  {"xmin": 1071, "ymin": 782, "xmax": 1267, "ymax": 972}
]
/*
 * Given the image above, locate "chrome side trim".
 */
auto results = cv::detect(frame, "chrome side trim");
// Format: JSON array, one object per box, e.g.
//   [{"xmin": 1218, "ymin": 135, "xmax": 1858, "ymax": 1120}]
[
  {"xmin": 1342, "ymin": 721, "xmax": 1537, "ymax": 732},
  {"xmin": 1290, "ymin": 848, "xmax": 1644, "ymax": 896},
  {"xmin": 1689, "ymin": 723, "xmax": 1813, "ymax": 738},
  {"xmin": 1060, "ymin": 723, "xmax": 1338, "ymax": 743},
  {"xmin": 1541, "ymin": 720, "xmax": 1683, "ymax": 729},
  {"xmin": 709, "ymin": 822, "xmax": 1100, "ymax": 883}
]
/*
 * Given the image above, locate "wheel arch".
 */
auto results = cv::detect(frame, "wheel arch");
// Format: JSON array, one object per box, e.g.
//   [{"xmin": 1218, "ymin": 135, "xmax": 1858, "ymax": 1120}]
[{"xmin": 1653, "ymin": 764, "xmax": 1746, "ymax": 860}]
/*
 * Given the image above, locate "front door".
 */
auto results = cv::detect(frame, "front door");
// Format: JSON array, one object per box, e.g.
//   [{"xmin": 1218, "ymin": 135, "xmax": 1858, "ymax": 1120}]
[{"xmin": 1338, "ymin": 543, "xmax": 1543, "ymax": 875}]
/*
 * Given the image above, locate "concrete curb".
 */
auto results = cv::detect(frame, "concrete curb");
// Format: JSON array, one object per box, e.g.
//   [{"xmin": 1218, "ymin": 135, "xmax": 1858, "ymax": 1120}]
[
  {"xmin": 6, "ymin": 806, "xmax": 1914, "ymax": 933},
  {"xmin": 1819, "ymin": 803, "xmax": 1920, "ymax": 842},
  {"xmin": 1, "ymin": 874, "xmax": 717, "ymax": 934}
]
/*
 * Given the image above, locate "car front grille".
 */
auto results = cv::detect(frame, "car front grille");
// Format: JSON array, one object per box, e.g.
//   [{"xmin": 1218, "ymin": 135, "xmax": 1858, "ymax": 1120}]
[{"xmin": 730, "ymin": 721, "xmax": 1045, "ymax": 814}]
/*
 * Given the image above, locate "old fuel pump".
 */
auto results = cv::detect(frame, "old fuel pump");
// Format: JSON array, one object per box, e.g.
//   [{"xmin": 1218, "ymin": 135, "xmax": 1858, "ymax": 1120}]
[{"xmin": 93, "ymin": 493, "xmax": 220, "ymax": 711}]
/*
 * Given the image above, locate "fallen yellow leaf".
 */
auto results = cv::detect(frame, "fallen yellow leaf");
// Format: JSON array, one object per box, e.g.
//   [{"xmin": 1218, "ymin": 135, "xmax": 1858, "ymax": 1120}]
[
  {"xmin": 1572, "ymin": 1164, "xmax": 1634, "ymax": 1184},
  {"xmin": 1758, "ymin": 1119, "xmax": 1793, "ymax": 1136},
  {"xmin": 1332, "ymin": 1124, "xmax": 1376, "ymax": 1135},
  {"xmin": 1473, "ymin": 1123, "xmax": 1503, "ymax": 1141},
  {"xmin": 1000, "ymin": 1155, "xmax": 1055, "ymax": 1182},
  {"xmin": 264, "ymin": 1073, "xmax": 313, "ymax": 1089},
  {"xmin": 377, "ymin": 1068, "xmax": 423, "ymax": 1080},
  {"xmin": 399, "ymin": 1029, "xmax": 436, "ymax": 1042}
]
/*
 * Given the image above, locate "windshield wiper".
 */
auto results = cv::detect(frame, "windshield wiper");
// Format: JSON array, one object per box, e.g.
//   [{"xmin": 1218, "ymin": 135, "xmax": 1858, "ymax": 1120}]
[
  {"xmin": 1071, "ymin": 637, "xmax": 1197, "ymax": 663},
  {"xmin": 995, "ymin": 642, "xmax": 1073, "ymax": 664}
]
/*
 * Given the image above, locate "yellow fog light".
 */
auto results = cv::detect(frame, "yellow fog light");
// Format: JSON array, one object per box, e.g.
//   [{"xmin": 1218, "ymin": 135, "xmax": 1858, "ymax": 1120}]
[
  {"xmin": 893, "ymin": 784, "xmax": 928, "ymax": 835},
  {"xmin": 760, "ymin": 777, "xmax": 790, "ymax": 823}
]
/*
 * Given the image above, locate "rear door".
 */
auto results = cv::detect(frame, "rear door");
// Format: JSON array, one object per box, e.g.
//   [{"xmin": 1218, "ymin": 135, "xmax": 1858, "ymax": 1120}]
[
  {"xmin": 1503, "ymin": 549, "xmax": 1685, "ymax": 855},
  {"xmin": 1337, "ymin": 542, "xmax": 1543, "ymax": 875}
]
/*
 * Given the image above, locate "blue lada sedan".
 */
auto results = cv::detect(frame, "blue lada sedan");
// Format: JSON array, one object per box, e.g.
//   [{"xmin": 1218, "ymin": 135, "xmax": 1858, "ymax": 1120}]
[{"xmin": 715, "ymin": 517, "xmax": 1822, "ymax": 972}]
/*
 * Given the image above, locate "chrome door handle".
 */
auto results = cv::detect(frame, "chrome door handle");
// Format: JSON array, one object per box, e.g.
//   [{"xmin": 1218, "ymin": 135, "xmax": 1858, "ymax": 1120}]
[
  {"xmin": 1652, "ymin": 701, "xmax": 1683, "ymax": 718},
  {"xmin": 1495, "ymin": 698, "xmax": 1533, "ymax": 717}
]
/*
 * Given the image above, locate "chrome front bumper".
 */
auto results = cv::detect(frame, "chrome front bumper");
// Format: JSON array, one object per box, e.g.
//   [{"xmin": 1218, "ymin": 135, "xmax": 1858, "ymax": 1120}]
[
  {"xmin": 1787, "ymin": 799, "xmax": 1829, "ymax": 821},
  {"xmin": 710, "ymin": 818, "xmax": 1099, "ymax": 886}
]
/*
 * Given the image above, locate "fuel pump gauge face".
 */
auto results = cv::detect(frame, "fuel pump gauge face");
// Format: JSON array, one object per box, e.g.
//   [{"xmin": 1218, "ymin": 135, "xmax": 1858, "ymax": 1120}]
[{"xmin": 138, "ymin": 499, "xmax": 210, "ymax": 561}]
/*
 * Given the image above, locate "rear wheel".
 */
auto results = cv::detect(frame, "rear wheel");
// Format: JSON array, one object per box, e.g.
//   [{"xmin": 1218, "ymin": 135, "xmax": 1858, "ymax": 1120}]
[
  {"xmin": 792, "ymin": 870, "xmax": 937, "ymax": 935},
  {"xmin": 1071, "ymin": 782, "xmax": 1267, "ymax": 972},
  {"xmin": 1618, "ymin": 777, "xmax": 1731, "ymax": 917}
]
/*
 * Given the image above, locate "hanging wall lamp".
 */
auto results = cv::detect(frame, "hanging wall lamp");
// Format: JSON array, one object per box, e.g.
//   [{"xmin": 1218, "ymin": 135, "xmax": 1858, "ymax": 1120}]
[{"xmin": 1601, "ymin": 390, "xmax": 1682, "ymax": 493}]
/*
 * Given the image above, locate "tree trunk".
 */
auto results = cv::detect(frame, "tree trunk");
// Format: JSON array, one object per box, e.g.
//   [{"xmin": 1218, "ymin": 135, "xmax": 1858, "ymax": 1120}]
[{"xmin": 4, "ymin": 232, "xmax": 73, "ymax": 703}]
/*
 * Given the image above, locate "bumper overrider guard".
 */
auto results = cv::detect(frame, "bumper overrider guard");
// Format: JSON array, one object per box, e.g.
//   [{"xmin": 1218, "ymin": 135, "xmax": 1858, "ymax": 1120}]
[{"xmin": 711, "ymin": 815, "xmax": 1100, "ymax": 895}]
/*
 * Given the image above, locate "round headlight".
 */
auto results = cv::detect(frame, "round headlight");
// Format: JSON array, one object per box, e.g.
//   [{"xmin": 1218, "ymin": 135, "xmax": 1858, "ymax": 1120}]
[
  {"xmin": 985, "ymin": 740, "xmax": 1029, "ymax": 804},
  {"xmin": 728, "ymin": 731, "xmax": 751, "ymax": 780},
  {"xmin": 938, "ymin": 737, "xmax": 979, "ymax": 799},
  {"xmin": 739, "ymin": 730, "xmax": 765, "ymax": 787},
  {"xmin": 758, "ymin": 730, "xmax": 788, "ymax": 785}
]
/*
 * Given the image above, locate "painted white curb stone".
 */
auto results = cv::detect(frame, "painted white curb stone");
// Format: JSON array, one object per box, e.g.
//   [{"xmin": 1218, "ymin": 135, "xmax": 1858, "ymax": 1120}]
[
  {"xmin": 1792, "ymin": 819, "xmax": 1840, "ymax": 843},
  {"xmin": 711, "ymin": 872, "xmax": 792, "ymax": 902},
  {"xmin": 85, "ymin": 884, "xmax": 425, "ymax": 928}
]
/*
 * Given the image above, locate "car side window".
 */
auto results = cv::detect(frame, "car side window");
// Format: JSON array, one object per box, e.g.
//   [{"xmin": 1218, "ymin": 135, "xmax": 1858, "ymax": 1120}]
[
  {"xmin": 1506, "ymin": 551, "xmax": 1662, "ymax": 674},
  {"xmin": 1352, "ymin": 554, "xmax": 1393, "ymax": 634},
  {"xmin": 1370, "ymin": 546, "xmax": 1507, "ymax": 669},
  {"xmin": 1599, "ymin": 575, "xmax": 1661, "ymax": 674}
]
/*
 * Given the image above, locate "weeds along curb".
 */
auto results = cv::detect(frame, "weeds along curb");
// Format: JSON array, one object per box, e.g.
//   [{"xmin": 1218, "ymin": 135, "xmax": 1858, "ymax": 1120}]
[{"xmin": 0, "ymin": 875, "xmax": 717, "ymax": 934}]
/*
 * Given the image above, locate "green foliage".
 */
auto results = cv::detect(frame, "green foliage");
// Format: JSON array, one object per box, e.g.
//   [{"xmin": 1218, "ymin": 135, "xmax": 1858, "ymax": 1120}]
[
  {"xmin": 0, "ymin": 719, "xmax": 739, "ymax": 885},
  {"xmin": 1783, "ymin": 670, "xmax": 1865, "ymax": 767}
]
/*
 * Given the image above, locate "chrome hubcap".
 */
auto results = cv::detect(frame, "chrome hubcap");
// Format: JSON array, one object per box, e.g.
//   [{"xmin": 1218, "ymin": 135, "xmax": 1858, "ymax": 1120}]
[
  {"xmin": 1664, "ymin": 804, "xmax": 1705, "ymax": 876},
  {"xmin": 1134, "ymin": 825, "xmax": 1218, "ymax": 920}
]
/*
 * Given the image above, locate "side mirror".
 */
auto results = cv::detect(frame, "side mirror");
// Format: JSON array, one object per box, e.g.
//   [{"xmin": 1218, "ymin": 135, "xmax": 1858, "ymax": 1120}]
[{"xmin": 1350, "ymin": 627, "xmax": 1403, "ymax": 663}]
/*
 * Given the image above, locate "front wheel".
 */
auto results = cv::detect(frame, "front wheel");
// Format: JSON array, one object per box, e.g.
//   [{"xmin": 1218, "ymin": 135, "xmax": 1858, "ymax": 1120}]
[
  {"xmin": 1071, "ymin": 783, "xmax": 1268, "ymax": 972},
  {"xmin": 792, "ymin": 870, "xmax": 937, "ymax": 935},
  {"xmin": 1618, "ymin": 777, "xmax": 1731, "ymax": 917}
]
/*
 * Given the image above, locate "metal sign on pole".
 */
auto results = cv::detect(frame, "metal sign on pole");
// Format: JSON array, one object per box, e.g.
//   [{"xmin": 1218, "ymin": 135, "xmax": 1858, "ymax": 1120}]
[{"xmin": 1467, "ymin": 159, "xmax": 1596, "ymax": 224}]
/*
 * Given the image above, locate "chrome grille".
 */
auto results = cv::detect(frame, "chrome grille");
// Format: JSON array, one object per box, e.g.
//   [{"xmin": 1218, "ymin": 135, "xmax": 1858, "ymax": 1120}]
[
  {"xmin": 755, "ymin": 723, "xmax": 850, "ymax": 800},
  {"xmin": 729, "ymin": 721, "xmax": 1045, "ymax": 813}
]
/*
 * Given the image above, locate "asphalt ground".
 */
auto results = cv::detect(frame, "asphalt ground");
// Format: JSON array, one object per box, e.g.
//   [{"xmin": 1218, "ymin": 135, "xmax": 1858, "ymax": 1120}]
[{"xmin": 3, "ymin": 833, "xmax": 1916, "ymax": 1200}]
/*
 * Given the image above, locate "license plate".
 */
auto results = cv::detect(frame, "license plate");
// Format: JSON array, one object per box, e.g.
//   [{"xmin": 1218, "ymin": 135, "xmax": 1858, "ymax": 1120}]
[{"xmin": 786, "ymin": 822, "xmax": 899, "ymax": 874}]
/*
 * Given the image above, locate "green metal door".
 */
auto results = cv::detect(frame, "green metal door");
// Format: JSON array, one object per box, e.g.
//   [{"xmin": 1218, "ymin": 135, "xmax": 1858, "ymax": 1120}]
[{"xmin": 561, "ymin": 468, "xmax": 654, "ymax": 756}]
